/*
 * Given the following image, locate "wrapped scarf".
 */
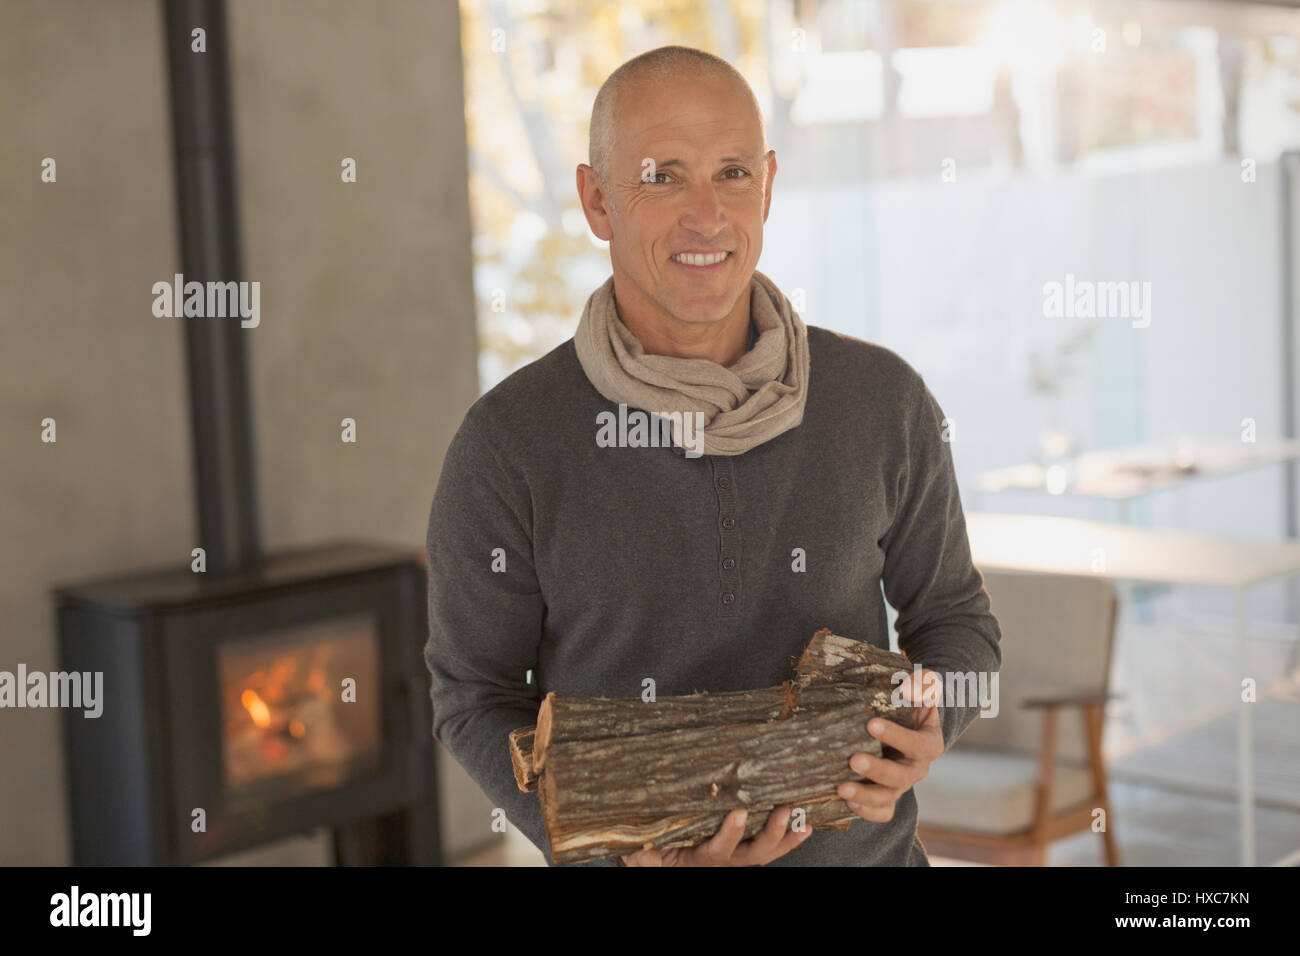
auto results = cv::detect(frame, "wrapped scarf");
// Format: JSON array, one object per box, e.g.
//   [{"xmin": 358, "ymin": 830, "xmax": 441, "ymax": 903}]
[{"xmin": 574, "ymin": 269, "xmax": 811, "ymax": 457}]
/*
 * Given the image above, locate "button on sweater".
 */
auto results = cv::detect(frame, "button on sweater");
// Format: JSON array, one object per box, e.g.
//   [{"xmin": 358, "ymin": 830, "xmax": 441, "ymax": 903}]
[{"xmin": 423, "ymin": 322, "xmax": 1002, "ymax": 866}]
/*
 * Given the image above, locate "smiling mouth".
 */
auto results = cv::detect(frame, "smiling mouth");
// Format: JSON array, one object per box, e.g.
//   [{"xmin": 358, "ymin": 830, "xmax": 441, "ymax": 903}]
[{"xmin": 670, "ymin": 251, "xmax": 732, "ymax": 268}]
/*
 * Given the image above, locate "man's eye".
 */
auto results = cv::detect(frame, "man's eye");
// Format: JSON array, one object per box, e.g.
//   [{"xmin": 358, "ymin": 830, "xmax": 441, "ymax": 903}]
[{"xmin": 723, "ymin": 167, "xmax": 749, "ymax": 179}]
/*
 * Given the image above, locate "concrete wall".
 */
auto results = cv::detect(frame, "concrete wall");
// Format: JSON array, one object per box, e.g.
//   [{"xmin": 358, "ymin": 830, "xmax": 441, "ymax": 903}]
[{"xmin": 0, "ymin": 0, "xmax": 493, "ymax": 864}]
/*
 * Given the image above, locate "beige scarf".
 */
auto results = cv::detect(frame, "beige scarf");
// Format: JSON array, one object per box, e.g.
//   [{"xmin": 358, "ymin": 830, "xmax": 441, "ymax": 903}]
[{"xmin": 574, "ymin": 270, "xmax": 811, "ymax": 457}]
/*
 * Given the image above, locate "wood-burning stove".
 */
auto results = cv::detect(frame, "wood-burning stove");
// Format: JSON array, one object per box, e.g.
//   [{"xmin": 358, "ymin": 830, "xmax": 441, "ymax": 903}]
[{"xmin": 54, "ymin": 542, "xmax": 442, "ymax": 865}]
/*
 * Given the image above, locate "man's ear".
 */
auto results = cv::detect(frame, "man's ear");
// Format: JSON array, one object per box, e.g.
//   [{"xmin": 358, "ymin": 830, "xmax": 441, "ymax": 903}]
[
  {"xmin": 762, "ymin": 150, "xmax": 777, "ymax": 222},
  {"xmin": 576, "ymin": 164, "xmax": 614, "ymax": 241}
]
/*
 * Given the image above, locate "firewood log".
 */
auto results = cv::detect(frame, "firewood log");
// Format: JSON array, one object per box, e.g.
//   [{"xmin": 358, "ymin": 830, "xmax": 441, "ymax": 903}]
[{"xmin": 514, "ymin": 629, "xmax": 917, "ymax": 863}]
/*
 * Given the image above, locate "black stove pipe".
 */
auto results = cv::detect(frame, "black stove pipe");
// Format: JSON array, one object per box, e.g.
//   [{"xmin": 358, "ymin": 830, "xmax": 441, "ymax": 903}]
[{"xmin": 161, "ymin": 0, "xmax": 262, "ymax": 572}]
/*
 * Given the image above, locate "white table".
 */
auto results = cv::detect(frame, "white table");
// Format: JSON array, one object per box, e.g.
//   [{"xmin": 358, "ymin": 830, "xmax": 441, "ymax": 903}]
[
  {"xmin": 976, "ymin": 437, "xmax": 1300, "ymax": 502},
  {"xmin": 965, "ymin": 511, "xmax": 1300, "ymax": 867}
]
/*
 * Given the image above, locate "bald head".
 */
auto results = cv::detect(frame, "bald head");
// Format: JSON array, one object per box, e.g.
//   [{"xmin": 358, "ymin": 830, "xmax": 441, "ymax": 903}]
[
  {"xmin": 576, "ymin": 45, "xmax": 777, "ymax": 358},
  {"xmin": 588, "ymin": 46, "xmax": 766, "ymax": 187}
]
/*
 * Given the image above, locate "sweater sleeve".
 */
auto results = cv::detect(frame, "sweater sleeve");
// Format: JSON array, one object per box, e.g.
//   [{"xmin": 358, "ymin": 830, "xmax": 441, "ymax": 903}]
[
  {"xmin": 423, "ymin": 405, "xmax": 554, "ymax": 862},
  {"xmin": 879, "ymin": 373, "xmax": 1002, "ymax": 754}
]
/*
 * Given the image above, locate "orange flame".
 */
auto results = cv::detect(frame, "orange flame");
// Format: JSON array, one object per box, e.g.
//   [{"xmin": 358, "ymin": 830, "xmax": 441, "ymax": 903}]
[{"xmin": 241, "ymin": 688, "xmax": 272, "ymax": 729}]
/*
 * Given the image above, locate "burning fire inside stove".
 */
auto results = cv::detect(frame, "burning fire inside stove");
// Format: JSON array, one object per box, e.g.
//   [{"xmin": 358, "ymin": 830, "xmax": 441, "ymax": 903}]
[{"xmin": 219, "ymin": 615, "xmax": 382, "ymax": 792}]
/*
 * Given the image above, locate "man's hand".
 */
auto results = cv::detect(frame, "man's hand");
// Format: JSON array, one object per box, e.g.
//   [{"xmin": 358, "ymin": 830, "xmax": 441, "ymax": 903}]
[
  {"xmin": 837, "ymin": 666, "xmax": 945, "ymax": 822},
  {"xmin": 620, "ymin": 806, "xmax": 811, "ymax": 866}
]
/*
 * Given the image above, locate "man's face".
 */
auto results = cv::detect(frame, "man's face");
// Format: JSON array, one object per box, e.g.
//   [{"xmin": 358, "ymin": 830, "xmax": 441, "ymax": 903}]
[{"xmin": 582, "ymin": 72, "xmax": 776, "ymax": 331}]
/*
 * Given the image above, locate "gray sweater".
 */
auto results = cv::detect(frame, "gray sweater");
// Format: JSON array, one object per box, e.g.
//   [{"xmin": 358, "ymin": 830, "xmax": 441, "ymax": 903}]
[{"xmin": 423, "ymin": 323, "xmax": 1002, "ymax": 866}]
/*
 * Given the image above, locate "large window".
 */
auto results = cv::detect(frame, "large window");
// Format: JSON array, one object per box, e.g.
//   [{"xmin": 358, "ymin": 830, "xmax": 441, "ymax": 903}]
[{"xmin": 459, "ymin": 0, "xmax": 1300, "ymax": 540}]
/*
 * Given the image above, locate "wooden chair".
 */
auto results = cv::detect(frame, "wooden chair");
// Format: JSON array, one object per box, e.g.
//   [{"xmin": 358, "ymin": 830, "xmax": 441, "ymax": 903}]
[{"xmin": 914, "ymin": 569, "xmax": 1121, "ymax": 866}]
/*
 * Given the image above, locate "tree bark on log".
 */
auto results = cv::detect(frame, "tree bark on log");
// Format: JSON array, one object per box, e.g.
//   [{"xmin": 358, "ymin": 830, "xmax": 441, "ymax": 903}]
[
  {"xmin": 531, "ymin": 687, "xmax": 791, "ymax": 772},
  {"xmin": 513, "ymin": 629, "xmax": 917, "ymax": 863}
]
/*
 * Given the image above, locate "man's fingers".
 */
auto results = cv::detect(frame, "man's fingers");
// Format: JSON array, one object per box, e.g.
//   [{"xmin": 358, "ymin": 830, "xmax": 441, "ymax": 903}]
[
  {"xmin": 623, "ymin": 848, "xmax": 662, "ymax": 866},
  {"xmin": 764, "ymin": 816, "xmax": 816, "ymax": 858},
  {"xmin": 911, "ymin": 704, "xmax": 936, "ymax": 730},
  {"xmin": 622, "ymin": 806, "xmax": 812, "ymax": 866},
  {"xmin": 900, "ymin": 668, "xmax": 941, "ymax": 706},
  {"xmin": 837, "ymin": 779, "xmax": 896, "ymax": 809},
  {"xmin": 744, "ymin": 824, "xmax": 812, "ymax": 865},
  {"xmin": 698, "ymin": 808, "xmax": 749, "ymax": 862},
  {"xmin": 732, "ymin": 806, "xmax": 790, "ymax": 862},
  {"xmin": 868, "ymin": 717, "xmax": 928, "ymax": 757},
  {"xmin": 846, "ymin": 751, "xmax": 910, "ymax": 788},
  {"xmin": 914, "ymin": 700, "xmax": 942, "ymax": 731},
  {"xmin": 846, "ymin": 800, "xmax": 896, "ymax": 823},
  {"xmin": 899, "ymin": 669, "xmax": 944, "ymax": 731},
  {"xmin": 731, "ymin": 806, "xmax": 812, "ymax": 865},
  {"xmin": 768, "ymin": 817, "xmax": 814, "ymax": 858},
  {"xmin": 873, "ymin": 709, "xmax": 944, "ymax": 762},
  {"xmin": 752, "ymin": 805, "xmax": 791, "ymax": 851}
]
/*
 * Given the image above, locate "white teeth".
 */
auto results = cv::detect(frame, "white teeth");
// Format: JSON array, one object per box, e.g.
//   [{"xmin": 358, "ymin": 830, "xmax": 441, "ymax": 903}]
[{"xmin": 672, "ymin": 251, "xmax": 729, "ymax": 266}]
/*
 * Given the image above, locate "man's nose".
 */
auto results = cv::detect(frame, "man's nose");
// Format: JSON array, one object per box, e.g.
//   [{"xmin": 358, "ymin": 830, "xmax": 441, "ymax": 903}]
[{"xmin": 679, "ymin": 180, "xmax": 725, "ymax": 235}]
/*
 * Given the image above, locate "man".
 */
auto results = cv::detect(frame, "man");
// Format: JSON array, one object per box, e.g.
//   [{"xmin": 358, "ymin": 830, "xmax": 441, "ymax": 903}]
[{"xmin": 424, "ymin": 45, "xmax": 1001, "ymax": 866}]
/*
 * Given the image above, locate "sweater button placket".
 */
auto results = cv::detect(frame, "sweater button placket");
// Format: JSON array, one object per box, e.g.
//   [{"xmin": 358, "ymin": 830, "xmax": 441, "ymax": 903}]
[{"xmin": 712, "ymin": 458, "xmax": 741, "ymax": 616}]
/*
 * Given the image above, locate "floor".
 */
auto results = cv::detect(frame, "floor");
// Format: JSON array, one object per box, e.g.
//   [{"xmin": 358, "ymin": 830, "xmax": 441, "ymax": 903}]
[{"xmin": 1050, "ymin": 779, "xmax": 1300, "ymax": 866}]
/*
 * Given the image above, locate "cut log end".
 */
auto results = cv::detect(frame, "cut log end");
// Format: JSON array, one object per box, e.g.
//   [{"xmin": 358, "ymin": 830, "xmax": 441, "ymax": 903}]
[
  {"xmin": 508, "ymin": 726, "xmax": 537, "ymax": 792},
  {"xmin": 533, "ymin": 691, "xmax": 556, "ymax": 773}
]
